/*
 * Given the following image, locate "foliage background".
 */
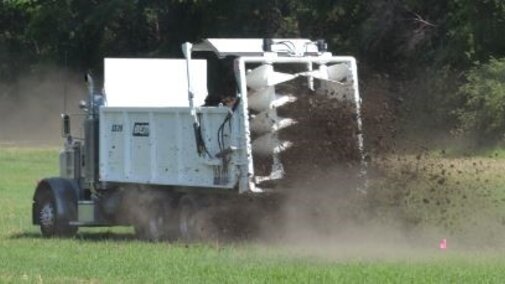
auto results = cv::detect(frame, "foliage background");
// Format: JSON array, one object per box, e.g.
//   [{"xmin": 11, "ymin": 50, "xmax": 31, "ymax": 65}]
[{"xmin": 2, "ymin": 0, "xmax": 505, "ymax": 144}]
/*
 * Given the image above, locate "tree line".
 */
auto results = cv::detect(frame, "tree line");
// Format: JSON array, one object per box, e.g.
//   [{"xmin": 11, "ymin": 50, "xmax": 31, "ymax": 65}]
[{"xmin": 2, "ymin": 0, "xmax": 505, "ymax": 143}]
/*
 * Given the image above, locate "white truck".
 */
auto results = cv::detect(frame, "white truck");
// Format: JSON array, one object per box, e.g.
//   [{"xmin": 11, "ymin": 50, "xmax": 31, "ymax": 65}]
[{"xmin": 32, "ymin": 38, "xmax": 366, "ymax": 240}]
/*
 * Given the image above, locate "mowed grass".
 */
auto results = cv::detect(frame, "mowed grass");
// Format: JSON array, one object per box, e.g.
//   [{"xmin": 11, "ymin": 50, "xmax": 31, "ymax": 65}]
[{"xmin": 1, "ymin": 148, "xmax": 505, "ymax": 282}]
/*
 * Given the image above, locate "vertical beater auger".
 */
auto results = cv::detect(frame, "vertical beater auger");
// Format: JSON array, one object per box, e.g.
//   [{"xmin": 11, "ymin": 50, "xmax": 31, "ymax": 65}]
[{"xmin": 236, "ymin": 50, "xmax": 368, "ymax": 190}]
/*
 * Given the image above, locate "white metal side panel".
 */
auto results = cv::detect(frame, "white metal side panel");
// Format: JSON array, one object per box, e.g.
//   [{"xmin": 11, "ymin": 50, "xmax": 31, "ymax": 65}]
[
  {"xmin": 128, "ymin": 112, "xmax": 152, "ymax": 182},
  {"xmin": 100, "ymin": 112, "xmax": 125, "ymax": 181},
  {"xmin": 153, "ymin": 112, "xmax": 181, "ymax": 183},
  {"xmin": 99, "ymin": 107, "xmax": 242, "ymax": 189}
]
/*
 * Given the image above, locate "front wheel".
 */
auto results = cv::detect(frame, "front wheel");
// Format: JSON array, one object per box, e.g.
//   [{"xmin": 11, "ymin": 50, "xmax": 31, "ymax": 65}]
[{"xmin": 35, "ymin": 190, "xmax": 77, "ymax": 238}]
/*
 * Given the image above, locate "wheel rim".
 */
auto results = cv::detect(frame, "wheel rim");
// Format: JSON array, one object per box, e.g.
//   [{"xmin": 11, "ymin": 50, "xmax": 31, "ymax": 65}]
[
  {"xmin": 40, "ymin": 203, "xmax": 55, "ymax": 229},
  {"xmin": 146, "ymin": 216, "xmax": 164, "ymax": 241}
]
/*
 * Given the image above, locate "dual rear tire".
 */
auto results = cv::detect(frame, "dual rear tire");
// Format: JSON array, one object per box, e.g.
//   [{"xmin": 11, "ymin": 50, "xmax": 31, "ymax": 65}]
[
  {"xmin": 133, "ymin": 197, "xmax": 178, "ymax": 242},
  {"xmin": 134, "ymin": 193, "xmax": 216, "ymax": 242},
  {"xmin": 178, "ymin": 195, "xmax": 218, "ymax": 242}
]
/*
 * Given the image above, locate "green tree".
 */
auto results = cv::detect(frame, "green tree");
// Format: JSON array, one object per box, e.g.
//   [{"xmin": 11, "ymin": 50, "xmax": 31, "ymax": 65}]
[{"xmin": 457, "ymin": 58, "xmax": 505, "ymax": 142}]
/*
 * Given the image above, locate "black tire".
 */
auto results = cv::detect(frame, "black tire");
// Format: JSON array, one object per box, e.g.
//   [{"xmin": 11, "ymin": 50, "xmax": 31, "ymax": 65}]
[
  {"xmin": 134, "ymin": 214, "xmax": 165, "ymax": 242},
  {"xmin": 132, "ymin": 192, "xmax": 179, "ymax": 242},
  {"xmin": 178, "ymin": 194, "xmax": 217, "ymax": 242},
  {"xmin": 35, "ymin": 190, "xmax": 77, "ymax": 238}
]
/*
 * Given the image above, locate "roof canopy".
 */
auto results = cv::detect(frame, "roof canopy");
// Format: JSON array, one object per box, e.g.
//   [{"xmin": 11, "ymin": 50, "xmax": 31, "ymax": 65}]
[{"xmin": 191, "ymin": 38, "xmax": 322, "ymax": 57}]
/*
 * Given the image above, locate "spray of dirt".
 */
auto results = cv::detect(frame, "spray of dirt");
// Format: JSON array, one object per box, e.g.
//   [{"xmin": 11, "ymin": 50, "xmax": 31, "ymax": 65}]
[
  {"xmin": 0, "ymin": 66, "xmax": 86, "ymax": 146},
  {"xmin": 250, "ymin": 75, "xmax": 505, "ymax": 259}
]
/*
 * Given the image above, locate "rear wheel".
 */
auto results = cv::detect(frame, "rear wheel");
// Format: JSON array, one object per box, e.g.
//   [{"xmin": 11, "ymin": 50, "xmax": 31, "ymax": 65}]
[
  {"xmin": 178, "ymin": 194, "xmax": 217, "ymax": 242},
  {"xmin": 131, "ymin": 191, "xmax": 179, "ymax": 242},
  {"xmin": 134, "ymin": 214, "xmax": 165, "ymax": 242},
  {"xmin": 35, "ymin": 190, "xmax": 77, "ymax": 237}
]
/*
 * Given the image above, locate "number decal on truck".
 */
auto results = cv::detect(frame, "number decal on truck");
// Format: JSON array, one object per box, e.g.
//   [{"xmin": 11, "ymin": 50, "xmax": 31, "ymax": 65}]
[
  {"xmin": 111, "ymin": 124, "xmax": 123, "ymax": 132},
  {"xmin": 132, "ymin": 122, "xmax": 150, "ymax": 137}
]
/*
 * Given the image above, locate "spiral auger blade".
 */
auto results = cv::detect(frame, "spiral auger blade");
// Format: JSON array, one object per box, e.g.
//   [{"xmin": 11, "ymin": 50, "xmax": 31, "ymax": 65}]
[{"xmin": 246, "ymin": 64, "xmax": 297, "ymax": 182}]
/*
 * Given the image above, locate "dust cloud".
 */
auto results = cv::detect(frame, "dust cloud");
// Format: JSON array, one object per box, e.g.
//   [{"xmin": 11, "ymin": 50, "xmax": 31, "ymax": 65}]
[
  {"xmin": 0, "ymin": 67, "xmax": 86, "ymax": 146},
  {"xmin": 250, "ymin": 77, "xmax": 505, "ymax": 260},
  {"xmin": 257, "ymin": 160, "xmax": 505, "ymax": 261}
]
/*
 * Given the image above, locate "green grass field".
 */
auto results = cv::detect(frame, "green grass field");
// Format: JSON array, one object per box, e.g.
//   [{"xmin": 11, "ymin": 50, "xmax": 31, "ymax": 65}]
[{"xmin": 2, "ymin": 147, "xmax": 505, "ymax": 283}]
